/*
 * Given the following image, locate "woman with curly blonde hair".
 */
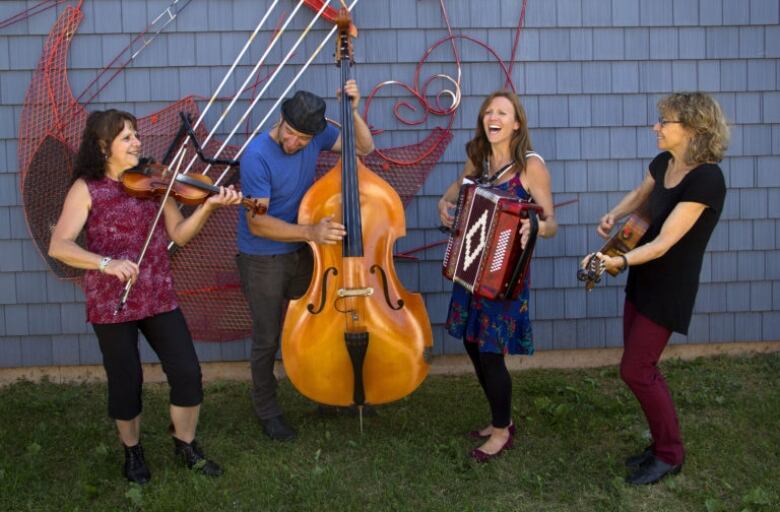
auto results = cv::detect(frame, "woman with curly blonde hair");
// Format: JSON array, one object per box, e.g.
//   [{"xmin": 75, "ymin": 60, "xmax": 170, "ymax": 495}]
[{"xmin": 587, "ymin": 92, "xmax": 729, "ymax": 485}]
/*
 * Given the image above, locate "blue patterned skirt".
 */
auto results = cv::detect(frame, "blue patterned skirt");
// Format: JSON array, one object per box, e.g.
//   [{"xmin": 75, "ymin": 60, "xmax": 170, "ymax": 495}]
[{"xmin": 445, "ymin": 280, "xmax": 534, "ymax": 355}]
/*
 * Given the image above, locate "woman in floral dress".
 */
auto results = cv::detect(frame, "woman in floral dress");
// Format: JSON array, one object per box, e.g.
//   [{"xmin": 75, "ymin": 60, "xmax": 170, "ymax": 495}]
[{"xmin": 438, "ymin": 90, "xmax": 557, "ymax": 462}]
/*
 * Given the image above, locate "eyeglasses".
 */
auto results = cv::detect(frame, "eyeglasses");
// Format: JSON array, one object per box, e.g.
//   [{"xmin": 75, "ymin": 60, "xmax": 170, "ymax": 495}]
[{"xmin": 657, "ymin": 117, "xmax": 682, "ymax": 127}]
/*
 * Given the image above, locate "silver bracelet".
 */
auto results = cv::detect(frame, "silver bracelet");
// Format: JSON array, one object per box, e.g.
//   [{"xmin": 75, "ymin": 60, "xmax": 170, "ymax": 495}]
[{"xmin": 98, "ymin": 256, "xmax": 112, "ymax": 273}]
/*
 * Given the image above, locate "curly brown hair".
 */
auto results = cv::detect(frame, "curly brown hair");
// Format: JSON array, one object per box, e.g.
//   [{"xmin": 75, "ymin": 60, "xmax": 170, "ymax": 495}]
[
  {"xmin": 657, "ymin": 92, "xmax": 729, "ymax": 164},
  {"xmin": 73, "ymin": 109, "xmax": 137, "ymax": 182},
  {"xmin": 465, "ymin": 90, "xmax": 533, "ymax": 178}
]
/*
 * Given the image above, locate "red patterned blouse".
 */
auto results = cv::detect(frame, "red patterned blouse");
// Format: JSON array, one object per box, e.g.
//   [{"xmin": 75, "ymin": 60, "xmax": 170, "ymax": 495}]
[{"xmin": 82, "ymin": 177, "xmax": 178, "ymax": 324}]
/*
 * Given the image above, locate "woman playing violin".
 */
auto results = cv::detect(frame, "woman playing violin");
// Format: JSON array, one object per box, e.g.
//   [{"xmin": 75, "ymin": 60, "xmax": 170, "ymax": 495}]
[
  {"xmin": 587, "ymin": 92, "xmax": 729, "ymax": 485},
  {"xmin": 438, "ymin": 90, "xmax": 557, "ymax": 462},
  {"xmin": 49, "ymin": 109, "xmax": 241, "ymax": 484}
]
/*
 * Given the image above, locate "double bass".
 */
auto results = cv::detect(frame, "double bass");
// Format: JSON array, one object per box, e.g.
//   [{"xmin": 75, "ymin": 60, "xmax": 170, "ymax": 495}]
[{"xmin": 281, "ymin": 8, "xmax": 433, "ymax": 413}]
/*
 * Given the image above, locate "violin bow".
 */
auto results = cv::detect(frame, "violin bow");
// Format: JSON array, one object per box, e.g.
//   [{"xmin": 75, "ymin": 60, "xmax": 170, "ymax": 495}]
[{"xmin": 115, "ymin": 162, "xmax": 183, "ymax": 315}]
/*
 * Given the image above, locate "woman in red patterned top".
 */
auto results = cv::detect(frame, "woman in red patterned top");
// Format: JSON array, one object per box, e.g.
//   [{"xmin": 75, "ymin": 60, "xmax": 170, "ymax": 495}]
[{"xmin": 49, "ymin": 109, "xmax": 241, "ymax": 484}]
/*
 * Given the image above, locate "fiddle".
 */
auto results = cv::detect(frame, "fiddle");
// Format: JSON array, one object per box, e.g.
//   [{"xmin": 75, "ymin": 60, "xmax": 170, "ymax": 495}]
[
  {"xmin": 121, "ymin": 160, "xmax": 267, "ymax": 216},
  {"xmin": 578, "ymin": 204, "xmax": 650, "ymax": 291}
]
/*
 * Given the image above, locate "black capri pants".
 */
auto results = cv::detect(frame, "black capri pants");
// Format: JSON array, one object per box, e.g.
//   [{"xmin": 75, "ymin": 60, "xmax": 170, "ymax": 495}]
[{"xmin": 92, "ymin": 308, "xmax": 203, "ymax": 420}]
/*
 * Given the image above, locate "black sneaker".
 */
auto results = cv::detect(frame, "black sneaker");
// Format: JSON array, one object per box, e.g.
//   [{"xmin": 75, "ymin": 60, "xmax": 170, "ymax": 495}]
[
  {"xmin": 625, "ymin": 446, "xmax": 654, "ymax": 469},
  {"xmin": 261, "ymin": 415, "xmax": 296, "ymax": 441},
  {"xmin": 123, "ymin": 443, "xmax": 151, "ymax": 484},
  {"xmin": 172, "ymin": 437, "xmax": 223, "ymax": 477},
  {"xmin": 625, "ymin": 456, "xmax": 682, "ymax": 485}
]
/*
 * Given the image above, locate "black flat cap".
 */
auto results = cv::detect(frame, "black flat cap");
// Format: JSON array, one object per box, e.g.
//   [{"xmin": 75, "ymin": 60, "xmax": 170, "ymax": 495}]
[{"xmin": 281, "ymin": 90, "xmax": 327, "ymax": 135}]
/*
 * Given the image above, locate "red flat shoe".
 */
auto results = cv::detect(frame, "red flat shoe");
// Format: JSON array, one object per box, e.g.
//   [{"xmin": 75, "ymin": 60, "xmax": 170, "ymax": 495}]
[
  {"xmin": 467, "ymin": 423, "xmax": 516, "ymax": 439},
  {"xmin": 469, "ymin": 434, "xmax": 514, "ymax": 463}
]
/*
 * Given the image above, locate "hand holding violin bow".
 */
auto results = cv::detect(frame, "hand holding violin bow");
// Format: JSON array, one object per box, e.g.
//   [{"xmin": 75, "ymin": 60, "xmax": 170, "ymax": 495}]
[{"xmin": 101, "ymin": 258, "xmax": 140, "ymax": 284}]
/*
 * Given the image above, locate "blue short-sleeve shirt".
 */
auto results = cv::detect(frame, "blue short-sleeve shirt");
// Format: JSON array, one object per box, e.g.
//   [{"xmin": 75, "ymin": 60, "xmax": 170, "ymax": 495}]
[{"xmin": 238, "ymin": 124, "xmax": 339, "ymax": 255}]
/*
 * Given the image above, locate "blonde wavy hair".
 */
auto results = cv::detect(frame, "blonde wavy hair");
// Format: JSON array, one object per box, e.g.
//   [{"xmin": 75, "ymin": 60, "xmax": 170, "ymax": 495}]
[{"xmin": 657, "ymin": 92, "xmax": 729, "ymax": 164}]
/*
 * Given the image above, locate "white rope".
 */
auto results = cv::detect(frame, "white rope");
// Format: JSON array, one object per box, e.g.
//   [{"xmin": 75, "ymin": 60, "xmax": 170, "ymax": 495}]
[
  {"xmin": 208, "ymin": 0, "xmax": 360, "ymax": 183},
  {"xmin": 202, "ymin": 0, "xmax": 343, "ymax": 177},
  {"xmin": 165, "ymin": 0, "xmax": 284, "ymax": 175}
]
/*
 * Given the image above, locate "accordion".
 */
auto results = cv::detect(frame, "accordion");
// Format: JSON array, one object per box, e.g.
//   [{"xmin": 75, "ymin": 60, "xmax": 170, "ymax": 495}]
[{"xmin": 442, "ymin": 183, "xmax": 544, "ymax": 300}]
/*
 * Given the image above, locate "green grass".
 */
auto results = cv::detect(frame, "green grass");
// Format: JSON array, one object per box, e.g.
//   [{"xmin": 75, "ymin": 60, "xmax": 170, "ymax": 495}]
[{"xmin": 1, "ymin": 353, "xmax": 778, "ymax": 512}]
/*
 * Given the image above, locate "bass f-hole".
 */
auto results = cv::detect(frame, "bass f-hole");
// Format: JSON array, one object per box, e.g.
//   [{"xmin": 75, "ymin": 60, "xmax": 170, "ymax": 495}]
[
  {"xmin": 307, "ymin": 267, "xmax": 338, "ymax": 314},
  {"xmin": 370, "ymin": 264, "xmax": 404, "ymax": 310}
]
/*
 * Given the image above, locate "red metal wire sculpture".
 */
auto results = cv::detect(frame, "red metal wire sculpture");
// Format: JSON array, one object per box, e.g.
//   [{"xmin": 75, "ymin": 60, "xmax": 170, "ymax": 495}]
[{"xmin": 17, "ymin": 0, "xmax": 529, "ymax": 341}]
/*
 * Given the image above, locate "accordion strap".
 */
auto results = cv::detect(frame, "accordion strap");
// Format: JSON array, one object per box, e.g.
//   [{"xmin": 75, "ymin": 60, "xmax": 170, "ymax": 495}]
[{"xmin": 479, "ymin": 160, "xmax": 515, "ymax": 186}]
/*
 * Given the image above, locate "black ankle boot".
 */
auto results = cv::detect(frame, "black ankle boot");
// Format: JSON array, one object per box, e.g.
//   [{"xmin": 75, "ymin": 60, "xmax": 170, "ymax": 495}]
[
  {"xmin": 123, "ymin": 443, "xmax": 151, "ymax": 484},
  {"xmin": 172, "ymin": 436, "xmax": 223, "ymax": 477}
]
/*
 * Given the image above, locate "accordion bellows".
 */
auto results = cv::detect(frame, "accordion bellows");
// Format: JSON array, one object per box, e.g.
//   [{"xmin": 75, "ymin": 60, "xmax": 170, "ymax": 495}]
[{"xmin": 443, "ymin": 184, "xmax": 543, "ymax": 301}]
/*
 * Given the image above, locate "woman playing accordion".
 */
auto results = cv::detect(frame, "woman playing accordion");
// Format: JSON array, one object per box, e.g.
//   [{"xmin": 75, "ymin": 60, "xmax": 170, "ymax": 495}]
[{"xmin": 438, "ymin": 90, "xmax": 557, "ymax": 462}]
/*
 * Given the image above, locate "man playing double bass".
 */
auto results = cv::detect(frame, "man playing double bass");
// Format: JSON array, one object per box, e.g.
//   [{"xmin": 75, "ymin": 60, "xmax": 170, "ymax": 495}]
[{"xmin": 237, "ymin": 81, "xmax": 375, "ymax": 441}]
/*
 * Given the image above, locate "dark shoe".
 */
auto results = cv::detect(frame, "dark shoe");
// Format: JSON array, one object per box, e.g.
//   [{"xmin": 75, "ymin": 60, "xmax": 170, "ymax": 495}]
[
  {"xmin": 625, "ymin": 445, "xmax": 654, "ymax": 469},
  {"xmin": 625, "ymin": 456, "xmax": 682, "ymax": 485},
  {"xmin": 467, "ymin": 423, "xmax": 516, "ymax": 440},
  {"xmin": 172, "ymin": 437, "xmax": 223, "ymax": 477},
  {"xmin": 123, "ymin": 443, "xmax": 151, "ymax": 484},
  {"xmin": 261, "ymin": 415, "xmax": 296, "ymax": 441},
  {"xmin": 469, "ymin": 434, "xmax": 514, "ymax": 463}
]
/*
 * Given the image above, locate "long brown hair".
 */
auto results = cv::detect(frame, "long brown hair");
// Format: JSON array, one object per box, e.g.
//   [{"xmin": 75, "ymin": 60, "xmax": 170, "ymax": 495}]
[
  {"xmin": 73, "ymin": 109, "xmax": 138, "ymax": 182},
  {"xmin": 465, "ymin": 90, "xmax": 533, "ymax": 178}
]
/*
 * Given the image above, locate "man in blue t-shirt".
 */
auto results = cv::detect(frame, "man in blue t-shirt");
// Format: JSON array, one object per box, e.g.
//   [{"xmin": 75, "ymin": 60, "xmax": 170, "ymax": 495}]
[{"xmin": 237, "ymin": 81, "xmax": 374, "ymax": 441}]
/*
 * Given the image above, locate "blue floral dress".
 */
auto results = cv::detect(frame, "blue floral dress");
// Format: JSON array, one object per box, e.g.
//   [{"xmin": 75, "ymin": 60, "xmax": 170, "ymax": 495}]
[{"xmin": 445, "ymin": 172, "xmax": 534, "ymax": 355}]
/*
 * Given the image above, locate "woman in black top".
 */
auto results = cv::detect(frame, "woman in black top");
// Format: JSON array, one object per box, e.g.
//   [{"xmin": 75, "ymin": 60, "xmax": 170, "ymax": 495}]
[{"xmin": 589, "ymin": 92, "xmax": 729, "ymax": 485}]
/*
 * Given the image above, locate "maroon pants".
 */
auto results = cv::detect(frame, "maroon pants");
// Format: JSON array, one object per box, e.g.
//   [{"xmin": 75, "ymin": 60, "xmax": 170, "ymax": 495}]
[{"xmin": 620, "ymin": 300, "xmax": 684, "ymax": 465}]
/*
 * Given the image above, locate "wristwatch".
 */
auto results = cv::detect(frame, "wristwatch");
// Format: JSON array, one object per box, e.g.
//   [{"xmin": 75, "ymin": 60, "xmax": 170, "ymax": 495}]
[{"xmin": 98, "ymin": 256, "xmax": 112, "ymax": 273}]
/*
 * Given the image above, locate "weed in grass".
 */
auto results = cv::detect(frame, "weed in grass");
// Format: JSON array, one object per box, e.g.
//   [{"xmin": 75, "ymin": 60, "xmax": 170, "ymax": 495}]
[{"xmin": 124, "ymin": 485, "xmax": 143, "ymax": 509}]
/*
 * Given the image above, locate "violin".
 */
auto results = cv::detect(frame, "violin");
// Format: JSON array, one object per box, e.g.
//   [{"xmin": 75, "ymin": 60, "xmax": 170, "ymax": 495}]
[
  {"xmin": 578, "ymin": 204, "xmax": 650, "ymax": 290},
  {"xmin": 121, "ymin": 160, "xmax": 267, "ymax": 216}
]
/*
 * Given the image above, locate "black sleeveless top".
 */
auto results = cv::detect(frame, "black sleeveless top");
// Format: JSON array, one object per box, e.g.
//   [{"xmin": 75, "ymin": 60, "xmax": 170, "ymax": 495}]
[{"xmin": 625, "ymin": 152, "xmax": 726, "ymax": 334}]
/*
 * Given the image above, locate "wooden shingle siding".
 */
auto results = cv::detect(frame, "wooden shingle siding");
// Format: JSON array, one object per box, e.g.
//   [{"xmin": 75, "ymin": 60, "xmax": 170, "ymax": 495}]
[{"xmin": 0, "ymin": 0, "xmax": 778, "ymax": 366}]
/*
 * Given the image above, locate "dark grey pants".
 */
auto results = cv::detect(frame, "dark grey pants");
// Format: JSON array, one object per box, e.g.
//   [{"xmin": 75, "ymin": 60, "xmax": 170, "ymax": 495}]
[{"xmin": 237, "ymin": 246, "xmax": 313, "ymax": 420}]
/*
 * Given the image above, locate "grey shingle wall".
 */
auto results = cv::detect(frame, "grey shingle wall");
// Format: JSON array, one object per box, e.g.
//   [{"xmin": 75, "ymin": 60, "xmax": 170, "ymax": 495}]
[{"xmin": 0, "ymin": 0, "xmax": 778, "ymax": 367}]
